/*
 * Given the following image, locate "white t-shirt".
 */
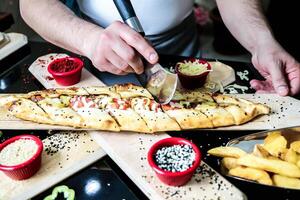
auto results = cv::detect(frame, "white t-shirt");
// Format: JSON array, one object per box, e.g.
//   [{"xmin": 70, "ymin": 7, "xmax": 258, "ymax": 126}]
[{"xmin": 76, "ymin": 0, "xmax": 194, "ymax": 35}]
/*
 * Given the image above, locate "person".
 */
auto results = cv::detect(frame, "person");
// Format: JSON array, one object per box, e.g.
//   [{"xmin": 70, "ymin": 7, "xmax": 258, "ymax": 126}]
[{"xmin": 20, "ymin": 0, "xmax": 300, "ymax": 96}]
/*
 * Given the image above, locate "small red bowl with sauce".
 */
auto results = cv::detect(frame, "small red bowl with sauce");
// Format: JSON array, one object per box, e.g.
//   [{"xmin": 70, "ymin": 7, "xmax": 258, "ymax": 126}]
[
  {"xmin": 0, "ymin": 135, "xmax": 43, "ymax": 180},
  {"xmin": 147, "ymin": 137, "xmax": 201, "ymax": 186},
  {"xmin": 48, "ymin": 57, "xmax": 84, "ymax": 86},
  {"xmin": 175, "ymin": 58, "xmax": 211, "ymax": 90}
]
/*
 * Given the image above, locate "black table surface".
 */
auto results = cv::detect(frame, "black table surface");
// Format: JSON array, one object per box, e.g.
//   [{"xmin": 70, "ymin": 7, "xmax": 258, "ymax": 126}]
[
  {"xmin": 0, "ymin": 41, "xmax": 299, "ymax": 200},
  {"xmin": 0, "ymin": 12, "xmax": 14, "ymax": 32}
]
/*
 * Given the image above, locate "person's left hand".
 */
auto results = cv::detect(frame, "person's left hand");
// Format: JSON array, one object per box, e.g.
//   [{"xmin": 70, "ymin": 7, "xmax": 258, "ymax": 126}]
[{"xmin": 250, "ymin": 40, "xmax": 300, "ymax": 96}]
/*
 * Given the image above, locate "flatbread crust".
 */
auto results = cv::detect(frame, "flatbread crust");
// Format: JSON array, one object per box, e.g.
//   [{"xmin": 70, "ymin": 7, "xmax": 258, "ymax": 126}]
[
  {"xmin": 0, "ymin": 95, "xmax": 22, "ymax": 107},
  {"xmin": 8, "ymin": 98, "xmax": 54, "ymax": 125},
  {"xmin": 37, "ymin": 98, "xmax": 83, "ymax": 127},
  {"xmin": 212, "ymin": 93, "xmax": 241, "ymax": 105},
  {"xmin": 172, "ymin": 90, "xmax": 214, "ymax": 102},
  {"xmin": 212, "ymin": 94, "xmax": 270, "ymax": 125},
  {"xmin": 114, "ymin": 83, "xmax": 153, "ymax": 99},
  {"xmin": 76, "ymin": 108, "xmax": 120, "ymax": 131},
  {"xmin": 195, "ymin": 103, "xmax": 235, "ymax": 127},
  {"xmin": 29, "ymin": 87, "xmax": 89, "ymax": 97},
  {"xmin": 162, "ymin": 107, "xmax": 213, "ymax": 129},
  {"xmin": 28, "ymin": 89, "xmax": 60, "ymax": 98},
  {"xmin": 107, "ymin": 108, "xmax": 151, "ymax": 133},
  {"xmin": 84, "ymin": 86, "xmax": 120, "ymax": 98},
  {"xmin": 0, "ymin": 84, "xmax": 271, "ymax": 132},
  {"xmin": 54, "ymin": 87, "xmax": 89, "ymax": 96},
  {"xmin": 131, "ymin": 98, "xmax": 180, "ymax": 132}
]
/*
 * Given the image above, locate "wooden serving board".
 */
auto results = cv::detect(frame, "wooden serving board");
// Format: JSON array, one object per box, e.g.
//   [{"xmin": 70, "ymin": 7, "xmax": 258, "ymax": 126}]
[
  {"xmin": 0, "ymin": 131, "xmax": 106, "ymax": 200},
  {"xmin": 28, "ymin": 53, "xmax": 104, "ymax": 88},
  {"xmin": 90, "ymin": 131, "xmax": 246, "ymax": 200}
]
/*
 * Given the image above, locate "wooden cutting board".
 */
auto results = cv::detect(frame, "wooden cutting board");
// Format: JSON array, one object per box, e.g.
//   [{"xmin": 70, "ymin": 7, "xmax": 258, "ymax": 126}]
[
  {"xmin": 90, "ymin": 131, "xmax": 246, "ymax": 200},
  {"xmin": 28, "ymin": 53, "xmax": 104, "ymax": 88},
  {"xmin": 0, "ymin": 131, "xmax": 106, "ymax": 200}
]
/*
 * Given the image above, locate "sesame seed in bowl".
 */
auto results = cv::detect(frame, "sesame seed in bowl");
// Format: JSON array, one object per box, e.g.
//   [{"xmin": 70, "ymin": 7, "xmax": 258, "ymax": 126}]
[
  {"xmin": 148, "ymin": 137, "xmax": 201, "ymax": 186},
  {"xmin": 155, "ymin": 144, "xmax": 196, "ymax": 173}
]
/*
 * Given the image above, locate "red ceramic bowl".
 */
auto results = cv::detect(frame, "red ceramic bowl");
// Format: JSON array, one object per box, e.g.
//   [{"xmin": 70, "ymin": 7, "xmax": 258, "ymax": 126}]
[
  {"xmin": 175, "ymin": 58, "xmax": 211, "ymax": 90},
  {"xmin": 48, "ymin": 57, "xmax": 84, "ymax": 86},
  {"xmin": 0, "ymin": 135, "xmax": 43, "ymax": 180},
  {"xmin": 147, "ymin": 137, "xmax": 201, "ymax": 186}
]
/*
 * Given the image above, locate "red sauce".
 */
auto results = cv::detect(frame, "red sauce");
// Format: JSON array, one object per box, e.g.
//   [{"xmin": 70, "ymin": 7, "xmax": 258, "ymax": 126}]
[
  {"xmin": 45, "ymin": 76, "xmax": 54, "ymax": 81},
  {"xmin": 50, "ymin": 59, "xmax": 80, "ymax": 73}
]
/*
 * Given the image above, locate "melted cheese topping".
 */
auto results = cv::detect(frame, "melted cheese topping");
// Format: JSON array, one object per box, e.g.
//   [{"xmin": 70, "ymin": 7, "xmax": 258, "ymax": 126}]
[
  {"xmin": 70, "ymin": 96, "xmax": 96, "ymax": 111},
  {"xmin": 132, "ymin": 98, "xmax": 161, "ymax": 112},
  {"xmin": 132, "ymin": 98, "xmax": 147, "ymax": 110},
  {"xmin": 106, "ymin": 98, "xmax": 130, "ymax": 110}
]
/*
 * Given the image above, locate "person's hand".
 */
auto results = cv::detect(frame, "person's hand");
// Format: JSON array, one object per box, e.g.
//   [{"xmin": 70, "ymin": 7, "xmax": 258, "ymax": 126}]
[
  {"xmin": 84, "ymin": 21, "xmax": 158, "ymax": 75},
  {"xmin": 250, "ymin": 41, "xmax": 300, "ymax": 96}
]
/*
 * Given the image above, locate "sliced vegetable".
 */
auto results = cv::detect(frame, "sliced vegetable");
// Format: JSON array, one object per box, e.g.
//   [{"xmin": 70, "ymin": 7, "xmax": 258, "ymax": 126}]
[
  {"xmin": 44, "ymin": 185, "xmax": 75, "ymax": 200},
  {"xmin": 60, "ymin": 95, "xmax": 71, "ymax": 106}
]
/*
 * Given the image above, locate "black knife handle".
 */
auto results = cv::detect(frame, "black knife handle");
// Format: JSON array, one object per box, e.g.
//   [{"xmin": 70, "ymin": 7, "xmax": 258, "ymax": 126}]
[{"xmin": 113, "ymin": 0, "xmax": 145, "ymax": 36}]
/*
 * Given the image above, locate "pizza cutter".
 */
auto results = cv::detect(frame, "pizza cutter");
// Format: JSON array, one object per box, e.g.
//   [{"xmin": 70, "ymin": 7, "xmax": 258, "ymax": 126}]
[{"xmin": 113, "ymin": 0, "xmax": 178, "ymax": 104}]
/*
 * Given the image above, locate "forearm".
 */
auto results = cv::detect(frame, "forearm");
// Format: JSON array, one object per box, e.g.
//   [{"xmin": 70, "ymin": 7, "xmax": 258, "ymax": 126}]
[
  {"xmin": 20, "ymin": 0, "xmax": 103, "ymax": 57},
  {"xmin": 216, "ymin": 0, "xmax": 276, "ymax": 54}
]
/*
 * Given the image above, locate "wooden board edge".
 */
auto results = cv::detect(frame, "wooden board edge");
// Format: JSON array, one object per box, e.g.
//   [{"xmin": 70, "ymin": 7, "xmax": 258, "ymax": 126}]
[{"xmin": 14, "ymin": 149, "xmax": 106, "ymax": 200}]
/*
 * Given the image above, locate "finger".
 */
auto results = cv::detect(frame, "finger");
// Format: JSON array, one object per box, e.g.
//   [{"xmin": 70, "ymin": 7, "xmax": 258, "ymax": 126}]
[
  {"xmin": 105, "ymin": 49, "xmax": 133, "ymax": 73},
  {"xmin": 250, "ymin": 79, "xmax": 275, "ymax": 91},
  {"xmin": 111, "ymin": 37, "xmax": 144, "ymax": 74},
  {"xmin": 269, "ymin": 61, "xmax": 289, "ymax": 96},
  {"xmin": 96, "ymin": 61, "xmax": 128, "ymax": 75},
  {"xmin": 255, "ymin": 90, "xmax": 275, "ymax": 94},
  {"xmin": 286, "ymin": 62, "xmax": 300, "ymax": 95},
  {"xmin": 250, "ymin": 79, "xmax": 264, "ymax": 91},
  {"xmin": 118, "ymin": 24, "xmax": 159, "ymax": 64}
]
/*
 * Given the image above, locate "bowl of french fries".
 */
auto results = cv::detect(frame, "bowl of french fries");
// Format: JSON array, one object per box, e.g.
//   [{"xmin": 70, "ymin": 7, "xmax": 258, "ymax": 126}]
[{"xmin": 208, "ymin": 126, "xmax": 300, "ymax": 197}]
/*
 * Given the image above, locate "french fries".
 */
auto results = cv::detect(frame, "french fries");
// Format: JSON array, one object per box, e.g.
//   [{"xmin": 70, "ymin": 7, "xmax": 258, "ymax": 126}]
[
  {"xmin": 221, "ymin": 157, "xmax": 239, "ymax": 170},
  {"xmin": 252, "ymin": 144, "xmax": 269, "ymax": 158},
  {"xmin": 208, "ymin": 131, "xmax": 300, "ymax": 189},
  {"xmin": 291, "ymin": 141, "xmax": 300, "ymax": 154},
  {"xmin": 283, "ymin": 148, "xmax": 298, "ymax": 164},
  {"xmin": 207, "ymin": 146, "xmax": 246, "ymax": 158},
  {"xmin": 237, "ymin": 154, "xmax": 300, "ymax": 178},
  {"xmin": 273, "ymin": 175, "xmax": 300, "ymax": 189},
  {"xmin": 229, "ymin": 166, "xmax": 272, "ymax": 185},
  {"xmin": 297, "ymin": 160, "xmax": 300, "ymax": 168},
  {"xmin": 263, "ymin": 131, "xmax": 287, "ymax": 157}
]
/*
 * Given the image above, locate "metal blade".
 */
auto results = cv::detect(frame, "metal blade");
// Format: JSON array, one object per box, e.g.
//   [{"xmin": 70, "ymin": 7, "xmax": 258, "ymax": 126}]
[{"xmin": 139, "ymin": 63, "xmax": 178, "ymax": 104}]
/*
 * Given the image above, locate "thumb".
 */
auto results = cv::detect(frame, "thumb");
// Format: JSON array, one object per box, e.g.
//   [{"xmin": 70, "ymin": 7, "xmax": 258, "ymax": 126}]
[{"xmin": 269, "ymin": 61, "xmax": 289, "ymax": 96}]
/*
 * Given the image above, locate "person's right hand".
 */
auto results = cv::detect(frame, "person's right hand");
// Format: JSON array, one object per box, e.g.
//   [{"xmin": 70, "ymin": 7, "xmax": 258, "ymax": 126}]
[{"xmin": 84, "ymin": 21, "xmax": 159, "ymax": 75}]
